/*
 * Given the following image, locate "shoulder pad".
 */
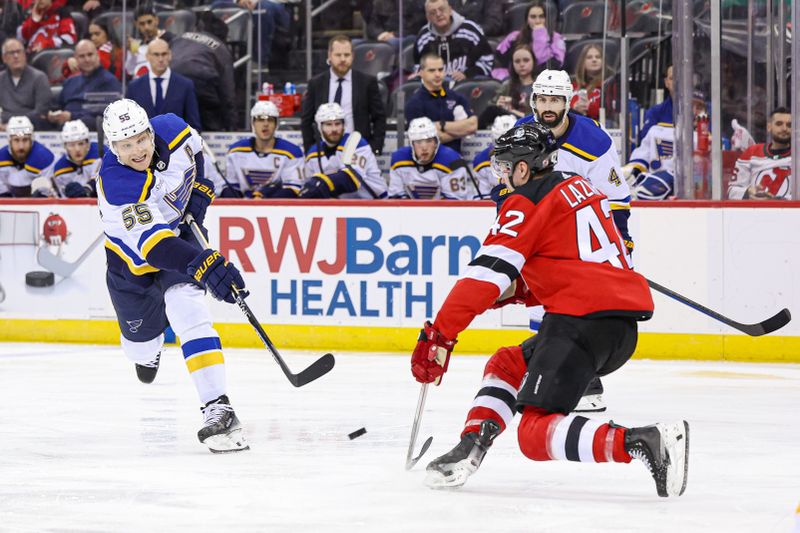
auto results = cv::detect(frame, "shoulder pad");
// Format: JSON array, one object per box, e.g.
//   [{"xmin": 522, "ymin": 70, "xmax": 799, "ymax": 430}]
[
  {"xmin": 473, "ymin": 145, "xmax": 491, "ymax": 165},
  {"xmin": 512, "ymin": 171, "xmax": 571, "ymax": 205},
  {"xmin": 514, "ymin": 114, "xmax": 536, "ymax": 127},
  {"xmin": 86, "ymin": 142, "xmax": 100, "ymax": 161},
  {"xmin": 390, "ymin": 146, "xmax": 415, "ymax": 167},
  {"xmin": 228, "ymin": 137, "xmax": 254, "ymax": 153},
  {"xmin": 98, "ymin": 152, "xmax": 156, "ymax": 205},
  {"xmin": 53, "ymin": 155, "xmax": 76, "ymax": 176},
  {"xmin": 273, "ymin": 137, "xmax": 304, "ymax": 158},
  {"xmin": 26, "ymin": 142, "xmax": 55, "ymax": 173},
  {"xmin": 151, "ymin": 113, "xmax": 192, "ymax": 152},
  {"xmin": 305, "ymin": 143, "xmax": 323, "ymax": 160},
  {"xmin": 561, "ymin": 114, "xmax": 612, "ymax": 160},
  {"xmin": 0, "ymin": 146, "xmax": 12, "ymax": 164},
  {"xmin": 433, "ymin": 145, "xmax": 462, "ymax": 167}
]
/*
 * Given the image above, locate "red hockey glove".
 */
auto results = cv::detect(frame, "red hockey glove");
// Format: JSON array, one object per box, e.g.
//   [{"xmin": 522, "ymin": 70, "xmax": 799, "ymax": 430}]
[
  {"xmin": 411, "ymin": 321, "xmax": 457, "ymax": 385},
  {"xmin": 490, "ymin": 279, "xmax": 532, "ymax": 309}
]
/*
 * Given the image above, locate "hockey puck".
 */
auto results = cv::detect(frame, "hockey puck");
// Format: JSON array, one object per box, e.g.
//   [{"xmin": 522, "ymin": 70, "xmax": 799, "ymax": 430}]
[
  {"xmin": 25, "ymin": 270, "xmax": 55, "ymax": 287},
  {"xmin": 348, "ymin": 427, "xmax": 367, "ymax": 440}
]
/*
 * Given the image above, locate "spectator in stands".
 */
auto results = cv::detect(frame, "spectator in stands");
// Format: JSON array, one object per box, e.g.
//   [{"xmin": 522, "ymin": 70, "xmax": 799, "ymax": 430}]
[
  {"xmin": 728, "ymin": 107, "xmax": 792, "ymax": 200},
  {"xmin": 170, "ymin": 12, "xmax": 236, "ymax": 132},
  {"xmin": 63, "ymin": 19, "xmax": 122, "ymax": 81},
  {"xmin": 35, "ymin": 119, "xmax": 99, "ymax": 197},
  {"xmin": 389, "ymin": 116, "xmax": 473, "ymax": 199},
  {"xmin": 413, "ymin": 0, "xmax": 493, "ymax": 80},
  {"xmin": 301, "ymin": 35, "xmax": 387, "ymax": 154},
  {"xmin": 125, "ymin": 38, "xmax": 201, "ymax": 131},
  {"xmin": 19, "ymin": 0, "xmax": 77, "ymax": 54},
  {"xmin": 570, "ymin": 43, "xmax": 613, "ymax": 121},
  {"xmin": 125, "ymin": 3, "xmax": 175, "ymax": 78},
  {"xmin": 0, "ymin": 1, "xmax": 23, "ymax": 45},
  {"xmin": 481, "ymin": 44, "xmax": 535, "ymax": 127},
  {"xmin": 232, "ymin": 0, "xmax": 290, "ymax": 68},
  {"xmin": 447, "ymin": 0, "xmax": 503, "ymax": 37},
  {"xmin": 0, "ymin": 37, "xmax": 51, "ymax": 131},
  {"xmin": 494, "ymin": 2, "xmax": 565, "ymax": 81},
  {"xmin": 405, "ymin": 52, "xmax": 477, "ymax": 153},
  {"xmin": 0, "ymin": 116, "xmax": 55, "ymax": 197},
  {"xmin": 48, "ymin": 39, "xmax": 121, "ymax": 130},
  {"xmin": 366, "ymin": 0, "xmax": 426, "ymax": 49},
  {"xmin": 301, "ymin": 102, "xmax": 387, "ymax": 199},
  {"xmin": 220, "ymin": 101, "xmax": 305, "ymax": 198},
  {"xmin": 639, "ymin": 64, "xmax": 672, "ymax": 142}
]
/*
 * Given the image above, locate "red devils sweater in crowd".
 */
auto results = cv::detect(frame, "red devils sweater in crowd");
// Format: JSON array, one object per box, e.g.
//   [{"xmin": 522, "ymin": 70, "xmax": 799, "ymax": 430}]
[
  {"xmin": 433, "ymin": 171, "xmax": 654, "ymax": 340},
  {"xmin": 20, "ymin": 0, "xmax": 76, "ymax": 53}
]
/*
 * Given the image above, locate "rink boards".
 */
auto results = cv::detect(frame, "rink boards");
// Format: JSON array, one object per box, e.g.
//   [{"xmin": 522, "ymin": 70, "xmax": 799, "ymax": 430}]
[{"xmin": 0, "ymin": 199, "xmax": 798, "ymax": 362}]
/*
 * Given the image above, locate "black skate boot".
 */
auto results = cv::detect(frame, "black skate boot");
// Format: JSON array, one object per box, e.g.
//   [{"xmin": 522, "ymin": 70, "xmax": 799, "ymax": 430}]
[
  {"xmin": 424, "ymin": 419, "xmax": 501, "ymax": 489},
  {"xmin": 623, "ymin": 421, "xmax": 690, "ymax": 497},
  {"xmin": 198, "ymin": 395, "xmax": 249, "ymax": 453},
  {"xmin": 135, "ymin": 352, "xmax": 161, "ymax": 384},
  {"xmin": 574, "ymin": 376, "xmax": 606, "ymax": 412}
]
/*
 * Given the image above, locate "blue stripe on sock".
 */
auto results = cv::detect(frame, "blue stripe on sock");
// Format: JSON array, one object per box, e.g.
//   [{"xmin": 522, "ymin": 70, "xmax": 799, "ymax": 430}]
[{"xmin": 181, "ymin": 337, "xmax": 222, "ymax": 359}]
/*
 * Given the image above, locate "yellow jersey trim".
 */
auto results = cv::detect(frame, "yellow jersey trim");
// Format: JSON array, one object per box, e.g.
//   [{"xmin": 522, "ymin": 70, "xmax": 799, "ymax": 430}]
[
  {"xmin": 391, "ymin": 160, "xmax": 415, "ymax": 170},
  {"xmin": 314, "ymin": 172, "xmax": 335, "ymax": 191},
  {"xmin": 229, "ymin": 146, "xmax": 253, "ymax": 153},
  {"xmin": 137, "ymin": 169, "xmax": 154, "ymax": 203},
  {"xmin": 343, "ymin": 167, "xmax": 361, "ymax": 189},
  {"xmin": 561, "ymin": 142, "xmax": 598, "ymax": 161},
  {"xmin": 432, "ymin": 163, "xmax": 452, "ymax": 173},
  {"xmin": 167, "ymin": 127, "xmax": 192, "ymax": 151},
  {"xmin": 23, "ymin": 164, "xmax": 42, "ymax": 174},
  {"xmin": 105, "ymin": 240, "xmax": 160, "ymax": 275},
  {"xmin": 140, "ymin": 229, "xmax": 174, "ymax": 258}
]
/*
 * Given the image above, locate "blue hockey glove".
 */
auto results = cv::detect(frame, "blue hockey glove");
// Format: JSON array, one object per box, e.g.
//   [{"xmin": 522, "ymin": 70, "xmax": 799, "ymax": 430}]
[
  {"xmin": 490, "ymin": 183, "xmax": 511, "ymax": 213},
  {"xmin": 185, "ymin": 176, "xmax": 216, "ymax": 226},
  {"xmin": 187, "ymin": 249, "xmax": 247, "ymax": 304},
  {"xmin": 64, "ymin": 181, "xmax": 90, "ymax": 198}
]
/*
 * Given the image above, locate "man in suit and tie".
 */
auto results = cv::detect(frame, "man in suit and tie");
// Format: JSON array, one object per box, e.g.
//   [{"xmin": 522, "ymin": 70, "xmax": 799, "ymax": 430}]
[
  {"xmin": 125, "ymin": 38, "xmax": 202, "ymax": 132},
  {"xmin": 300, "ymin": 35, "xmax": 387, "ymax": 154}
]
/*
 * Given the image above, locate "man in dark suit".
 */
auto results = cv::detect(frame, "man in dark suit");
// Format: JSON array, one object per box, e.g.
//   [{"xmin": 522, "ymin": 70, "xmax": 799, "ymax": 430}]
[
  {"xmin": 300, "ymin": 35, "xmax": 387, "ymax": 154},
  {"xmin": 125, "ymin": 38, "xmax": 202, "ymax": 131}
]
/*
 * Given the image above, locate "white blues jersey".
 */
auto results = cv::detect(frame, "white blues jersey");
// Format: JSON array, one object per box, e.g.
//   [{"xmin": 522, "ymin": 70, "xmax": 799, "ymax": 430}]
[
  {"xmin": 223, "ymin": 137, "xmax": 304, "ymax": 196},
  {"xmin": 304, "ymin": 133, "xmax": 386, "ymax": 199},
  {"xmin": 472, "ymin": 144, "xmax": 498, "ymax": 199},
  {"xmin": 628, "ymin": 121, "xmax": 674, "ymax": 176},
  {"xmin": 388, "ymin": 145, "xmax": 471, "ymax": 199},
  {"xmin": 0, "ymin": 141, "xmax": 54, "ymax": 195},
  {"xmin": 48, "ymin": 142, "xmax": 101, "ymax": 195},
  {"xmin": 97, "ymin": 113, "xmax": 201, "ymax": 276}
]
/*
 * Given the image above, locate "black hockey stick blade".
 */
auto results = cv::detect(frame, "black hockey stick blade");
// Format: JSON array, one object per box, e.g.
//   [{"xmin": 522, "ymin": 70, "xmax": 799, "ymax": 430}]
[
  {"xmin": 648, "ymin": 279, "xmax": 792, "ymax": 336},
  {"xmin": 405, "ymin": 436, "xmax": 433, "ymax": 470}
]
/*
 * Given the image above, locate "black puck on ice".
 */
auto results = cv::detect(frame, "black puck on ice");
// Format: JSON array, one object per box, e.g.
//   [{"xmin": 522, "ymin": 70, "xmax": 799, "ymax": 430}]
[
  {"xmin": 25, "ymin": 270, "xmax": 55, "ymax": 287},
  {"xmin": 348, "ymin": 427, "xmax": 367, "ymax": 440}
]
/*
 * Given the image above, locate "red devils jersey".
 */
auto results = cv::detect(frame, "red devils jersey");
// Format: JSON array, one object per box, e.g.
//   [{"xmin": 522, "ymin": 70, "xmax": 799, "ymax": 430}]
[
  {"xmin": 434, "ymin": 171, "xmax": 654, "ymax": 340},
  {"xmin": 728, "ymin": 143, "xmax": 792, "ymax": 200}
]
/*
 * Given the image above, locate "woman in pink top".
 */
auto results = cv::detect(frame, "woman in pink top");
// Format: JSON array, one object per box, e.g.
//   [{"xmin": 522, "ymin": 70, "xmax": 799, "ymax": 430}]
[{"xmin": 493, "ymin": 2, "xmax": 565, "ymax": 81}]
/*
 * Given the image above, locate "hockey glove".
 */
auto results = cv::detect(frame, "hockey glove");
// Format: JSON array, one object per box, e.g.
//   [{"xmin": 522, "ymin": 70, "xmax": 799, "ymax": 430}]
[
  {"xmin": 64, "ymin": 181, "xmax": 90, "ymax": 198},
  {"xmin": 490, "ymin": 183, "xmax": 511, "ymax": 213},
  {"xmin": 411, "ymin": 321, "xmax": 457, "ymax": 385},
  {"xmin": 253, "ymin": 181, "xmax": 299, "ymax": 199},
  {"xmin": 490, "ymin": 279, "xmax": 533, "ymax": 309},
  {"xmin": 187, "ymin": 249, "xmax": 248, "ymax": 304},
  {"xmin": 185, "ymin": 176, "xmax": 216, "ymax": 227},
  {"xmin": 299, "ymin": 174, "xmax": 334, "ymax": 199}
]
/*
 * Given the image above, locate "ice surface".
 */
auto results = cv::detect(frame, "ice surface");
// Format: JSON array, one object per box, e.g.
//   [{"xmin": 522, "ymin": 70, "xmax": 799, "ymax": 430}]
[{"xmin": 0, "ymin": 343, "xmax": 798, "ymax": 532}]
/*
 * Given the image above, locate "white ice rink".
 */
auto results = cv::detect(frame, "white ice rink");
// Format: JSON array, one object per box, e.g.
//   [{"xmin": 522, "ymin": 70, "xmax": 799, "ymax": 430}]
[{"xmin": 1, "ymin": 343, "xmax": 798, "ymax": 532}]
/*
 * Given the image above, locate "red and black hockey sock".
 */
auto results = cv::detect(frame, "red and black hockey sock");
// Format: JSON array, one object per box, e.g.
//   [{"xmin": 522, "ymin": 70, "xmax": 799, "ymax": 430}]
[
  {"xmin": 462, "ymin": 345, "xmax": 528, "ymax": 437},
  {"xmin": 517, "ymin": 406, "xmax": 631, "ymax": 463}
]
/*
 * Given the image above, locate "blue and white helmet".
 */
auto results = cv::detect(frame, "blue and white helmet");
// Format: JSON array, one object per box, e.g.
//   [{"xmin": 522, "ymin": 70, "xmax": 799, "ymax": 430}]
[
  {"xmin": 490, "ymin": 115, "xmax": 518, "ymax": 143},
  {"xmin": 102, "ymin": 98, "xmax": 153, "ymax": 158},
  {"xmin": 407, "ymin": 117, "xmax": 439, "ymax": 164}
]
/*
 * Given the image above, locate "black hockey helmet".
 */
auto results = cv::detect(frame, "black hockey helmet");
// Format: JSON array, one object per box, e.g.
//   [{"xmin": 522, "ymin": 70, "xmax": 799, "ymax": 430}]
[{"xmin": 492, "ymin": 123, "xmax": 559, "ymax": 178}]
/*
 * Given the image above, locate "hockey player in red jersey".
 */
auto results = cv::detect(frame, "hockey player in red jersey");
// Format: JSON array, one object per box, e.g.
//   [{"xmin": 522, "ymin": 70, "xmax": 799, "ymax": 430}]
[{"xmin": 411, "ymin": 123, "xmax": 689, "ymax": 497}]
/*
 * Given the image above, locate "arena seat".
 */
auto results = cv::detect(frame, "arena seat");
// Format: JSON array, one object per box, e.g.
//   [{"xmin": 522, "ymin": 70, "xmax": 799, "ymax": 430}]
[
  {"xmin": 452, "ymin": 79, "xmax": 502, "ymax": 118},
  {"xmin": 70, "ymin": 11, "xmax": 88, "ymax": 39},
  {"xmin": 158, "ymin": 10, "xmax": 196, "ymax": 37},
  {"xmin": 389, "ymin": 80, "xmax": 423, "ymax": 116},
  {"xmin": 30, "ymin": 48, "xmax": 75, "ymax": 85},
  {"xmin": 93, "ymin": 11, "xmax": 134, "ymax": 44},
  {"xmin": 560, "ymin": 1, "xmax": 609, "ymax": 40},
  {"xmin": 563, "ymin": 38, "xmax": 620, "ymax": 74},
  {"xmin": 352, "ymin": 41, "xmax": 396, "ymax": 81}
]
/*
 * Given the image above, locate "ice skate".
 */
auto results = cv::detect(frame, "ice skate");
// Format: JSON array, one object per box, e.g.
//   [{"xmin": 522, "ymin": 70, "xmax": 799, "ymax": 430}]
[
  {"xmin": 198, "ymin": 395, "xmax": 249, "ymax": 453},
  {"xmin": 624, "ymin": 421, "xmax": 690, "ymax": 497},
  {"xmin": 574, "ymin": 376, "xmax": 606, "ymax": 412},
  {"xmin": 135, "ymin": 352, "xmax": 160, "ymax": 384},
  {"xmin": 424, "ymin": 419, "xmax": 501, "ymax": 489}
]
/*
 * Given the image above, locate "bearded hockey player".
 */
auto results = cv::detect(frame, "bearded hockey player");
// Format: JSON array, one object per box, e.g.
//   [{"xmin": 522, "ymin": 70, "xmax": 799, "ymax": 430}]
[
  {"xmin": 301, "ymin": 102, "xmax": 386, "ymax": 199},
  {"xmin": 388, "ymin": 117, "xmax": 472, "ymax": 200},
  {"xmin": 97, "ymin": 98, "xmax": 249, "ymax": 453},
  {"xmin": 412, "ymin": 123, "xmax": 689, "ymax": 498},
  {"xmin": 43, "ymin": 120, "xmax": 101, "ymax": 197},
  {"xmin": 0, "ymin": 116, "xmax": 54, "ymax": 197},
  {"xmin": 222, "ymin": 100, "xmax": 304, "ymax": 198}
]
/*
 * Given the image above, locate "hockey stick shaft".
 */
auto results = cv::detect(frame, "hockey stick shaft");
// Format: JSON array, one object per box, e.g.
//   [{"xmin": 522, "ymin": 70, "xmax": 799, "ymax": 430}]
[
  {"xmin": 405, "ymin": 383, "xmax": 433, "ymax": 470},
  {"xmin": 647, "ymin": 278, "xmax": 791, "ymax": 336},
  {"xmin": 187, "ymin": 216, "xmax": 335, "ymax": 386},
  {"xmin": 202, "ymin": 141, "xmax": 244, "ymax": 198}
]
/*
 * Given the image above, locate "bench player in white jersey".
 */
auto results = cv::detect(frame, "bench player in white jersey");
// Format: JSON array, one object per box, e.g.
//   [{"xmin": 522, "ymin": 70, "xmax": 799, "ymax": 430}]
[
  {"xmin": 221, "ymin": 101, "xmax": 305, "ymax": 198},
  {"xmin": 728, "ymin": 106, "xmax": 792, "ymax": 200},
  {"xmin": 37, "ymin": 120, "xmax": 101, "ymax": 198},
  {"xmin": 511, "ymin": 70, "xmax": 633, "ymax": 412},
  {"xmin": 472, "ymin": 114, "xmax": 518, "ymax": 199},
  {"xmin": 301, "ymin": 103, "xmax": 386, "ymax": 199},
  {"xmin": 0, "ymin": 116, "xmax": 55, "ymax": 197},
  {"xmin": 388, "ymin": 117, "xmax": 472, "ymax": 200},
  {"xmin": 97, "ymin": 99, "xmax": 249, "ymax": 453}
]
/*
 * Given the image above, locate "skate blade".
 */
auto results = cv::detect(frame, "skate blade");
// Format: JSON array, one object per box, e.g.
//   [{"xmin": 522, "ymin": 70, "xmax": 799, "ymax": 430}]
[
  {"xmin": 663, "ymin": 421, "xmax": 690, "ymax": 497},
  {"xmin": 202, "ymin": 428, "xmax": 250, "ymax": 453},
  {"xmin": 423, "ymin": 461, "xmax": 477, "ymax": 490},
  {"xmin": 573, "ymin": 394, "xmax": 607, "ymax": 413}
]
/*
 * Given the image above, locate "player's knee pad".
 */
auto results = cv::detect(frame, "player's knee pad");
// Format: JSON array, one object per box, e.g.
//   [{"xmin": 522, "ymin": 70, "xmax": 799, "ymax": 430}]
[
  {"xmin": 484, "ymin": 345, "xmax": 527, "ymax": 387},
  {"xmin": 164, "ymin": 283, "xmax": 217, "ymax": 342},
  {"xmin": 120, "ymin": 332, "xmax": 164, "ymax": 364},
  {"xmin": 517, "ymin": 406, "xmax": 561, "ymax": 461}
]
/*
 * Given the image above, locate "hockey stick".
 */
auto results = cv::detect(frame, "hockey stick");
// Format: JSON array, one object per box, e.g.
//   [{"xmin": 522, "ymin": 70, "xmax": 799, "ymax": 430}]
[
  {"xmin": 202, "ymin": 141, "xmax": 243, "ymax": 198},
  {"xmin": 405, "ymin": 383, "xmax": 434, "ymax": 470},
  {"xmin": 341, "ymin": 131, "xmax": 362, "ymax": 165},
  {"xmin": 647, "ymin": 279, "xmax": 791, "ymax": 336},
  {"xmin": 37, "ymin": 232, "xmax": 105, "ymax": 277},
  {"xmin": 187, "ymin": 216, "xmax": 335, "ymax": 387}
]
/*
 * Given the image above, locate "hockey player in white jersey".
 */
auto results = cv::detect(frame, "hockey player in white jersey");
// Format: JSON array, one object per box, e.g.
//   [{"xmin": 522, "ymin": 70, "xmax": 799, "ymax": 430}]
[
  {"xmin": 388, "ymin": 117, "xmax": 472, "ymax": 200},
  {"xmin": 472, "ymin": 114, "xmax": 518, "ymax": 199},
  {"xmin": 221, "ymin": 101, "xmax": 305, "ymax": 198},
  {"xmin": 98, "ymin": 99, "xmax": 249, "ymax": 453},
  {"xmin": 37, "ymin": 120, "xmax": 101, "ymax": 198},
  {"xmin": 301, "ymin": 103, "xmax": 387, "ymax": 199},
  {"xmin": 0, "ymin": 116, "xmax": 54, "ymax": 197}
]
